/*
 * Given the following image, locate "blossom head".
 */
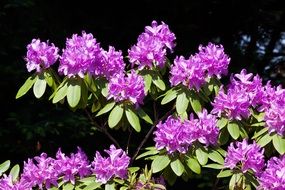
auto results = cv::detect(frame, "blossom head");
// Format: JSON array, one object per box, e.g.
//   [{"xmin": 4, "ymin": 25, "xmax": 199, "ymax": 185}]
[
  {"xmin": 54, "ymin": 147, "xmax": 91, "ymax": 184},
  {"xmin": 128, "ymin": 20, "xmax": 176, "ymax": 69},
  {"xmin": 154, "ymin": 116, "xmax": 198, "ymax": 154},
  {"xmin": 25, "ymin": 39, "xmax": 59, "ymax": 73},
  {"xmin": 0, "ymin": 175, "xmax": 32, "ymax": 190},
  {"xmin": 196, "ymin": 109, "xmax": 219, "ymax": 146},
  {"xmin": 59, "ymin": 31, "xmax": 101, "ymax": 78},
  {"xmin": 224, "ymin": 139, "xmax": 264, "ymax": 174},
  {"xmin": 92, "ymin": 145, "xmax": 130, "ymax": 184},
  {"xmin": 108, "ymin": 70, "xmax": 145, "ymax": 106},
  {"xmin": 197, "ymin": 43, "xmax": 230, "ymax": 78},
  {"xmin": 258, "ymin": 155, "xmax": 285, "ymax": 190}
]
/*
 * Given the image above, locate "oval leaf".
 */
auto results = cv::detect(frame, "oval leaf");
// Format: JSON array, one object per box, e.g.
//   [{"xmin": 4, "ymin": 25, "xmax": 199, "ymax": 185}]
[
  {"xmin": 63, "ymin": 183, "xmax": 74, "ymax": 190},
  {"xmin": 67, "ymin": 80, "xmax": 81, "ymax": 108},
  {"xmin": 0, "ymin": 160, "xmax": 10, "ymax": 175},
  {"xmin": 170, "ymin": 158, "xmax": 185, "ymax": 176},
  {"xmin": 151, "ymin": 155, "xmax": 171, "ymax": 173},
  {"xmin": 203, "ymin": 163, "xmax": 224, "ymax": 169},
  {"xmin": 33, "ymin": 75, "xmax": 47, "ymax": 98},
  {"xmin": 227, "ymin": 122, "xmax": 240, "ymax": 140},
  {"xmin": 9, "ymin": 164, "xmax": 20, "ymax": 182},
  {"xmin": 143, "ymin": 74, "xmax": 152, "ymax": 93},
  {"xmin": 217, "ymin": 117, "xmax": 228, "ymax": 129},
  {"xmin": 108, "ymin": 105, "xmax": 124, "ymax": 128},
  {"xmin": 272, "ymin": 134, "xmax": 285, "ymax": 154},
  {"xmin": 217, "ymin": 170, "xmax": 233, "ymax": 178},
  {"xmin": 161, "ymin": 89, "xmax": 177, "ymax": 105},
  {"xmin": 257, "ymin": 133, "xmax": 272, "ymax": 147},
  {"xmin": 16, "ymin": 75, "xmax": 37, "ymax": 99},
  {"xmin": 195, "ymin": 147, "xmax": 208, "ymax": 165},
  {"xmin": 125, "ymin": 108, "xmax": 141, "ymax": 132},
  {"xmin": 208, "ymin": 150, "xmax": 224, "ymax": 165},
  {"xmin": 189, "ymin": 93, "xmax": 202, "ymax": 114},
  {"xmin": 186, "ymin": 157, "xmax": 201, "ymax": 174},
  {"xmin": 153, "ymin": 76, "xmax": 166, "ymax": 91},
  {"xmin": 96, "ymin": 102, "xmax": 116, "ymax": 117},
  {"xmin": 137, "ymin": 108, "xmax": 153, "ymax": 125},
  {"xmin": 52, "ymin": 82, "xmax": 68, "ymax": 103},
  {"xmin": 176, "ymin": 92, "xmax": 189, "ymax": 115}
]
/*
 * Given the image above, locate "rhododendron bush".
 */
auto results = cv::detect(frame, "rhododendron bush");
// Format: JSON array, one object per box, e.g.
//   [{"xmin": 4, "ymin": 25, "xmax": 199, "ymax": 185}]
[{"xmin": 1, "ymin": 20, "xmax": 285, "ymax": 190}]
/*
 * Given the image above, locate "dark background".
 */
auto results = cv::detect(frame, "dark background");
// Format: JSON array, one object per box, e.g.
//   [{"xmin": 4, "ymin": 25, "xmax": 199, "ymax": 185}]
[{"xmin": 1, "ymin": 0, "xmax": 285, "ymax": 189}]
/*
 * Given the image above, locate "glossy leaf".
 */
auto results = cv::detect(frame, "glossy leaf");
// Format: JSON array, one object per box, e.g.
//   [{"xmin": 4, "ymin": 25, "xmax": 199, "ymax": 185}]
[
  {"xmin": 96, "ymin": 102, "xmax": 115, "ymax": 117},
  {"xmin": 257, "ymin": 133, "xmax": 272, "ymax": 147},
  {"xmin": 33, "ymin": 74, "xmax": 47, "ymax": 98},
  {"xmin": 227, "ymin": 122, "xmax": 240, "ymax": 140},
  {"xmin": 217, "ymin": 117, "xmax": 228, "ymax": 129},
  {"xmin": 0, "ymin": 160, "xmax": 10, "ymax": 175},
  {"xmin": 189, "ymin": 93, "xmax": 202, "ymax": 114},
  {"xmin": 195, "ymin": 147, "xmax": 208, "ymax": 165},
  {"xmin": 170, "ymin": 158, "xmax": 185, "ymax": 176},
  {"xmin": 151, "ymin": 155, "xmax": 171, "ymax": 173},
  {"xmin": 143, "ymin": 74, "xmax": 152, "ymax": 93},
  {"xmin": 176, "ymin": 92, "xmax": 189, "ymax": 115},
  {"xmin": 186, "ymin": 157, "xmax": 201, "ymax": 174},
  {"xmin": 52, "ymin": 81, "xmax": 68, "ymax": 103},
  {"xmin": 16, "ymin": 74, "xmax": 37, "ymax": 99},
  {"xmin": 108, "ymin": 105, "xmax": 124, "ymax": 128},
  {"xmin": 161, "ymin": 89, "xmax": 177, "ymax": 105},
  {"xmin": 217, "ymin": 170, "xmax": 233, "ymax": 178},
  {"xmin": 137, "ymin": 108, "xmax": 153, "ymax": 124},
  {"xmin": 272, "ymin": 134, "xmax": 285, "ymax": 154},
  {"xmin": 136, "ymin": 149, "xmax": 159, "ymax": 160},
  {"xmin": 9, "ymin": 164, "xmax": 20, "ymax": 182},
  {"xmin": 153, "ymin": 76, "xmax": 166, "ymax": 91},
  {"xmin": 67, "ymin": 80, "xmax": 81, "ymax": 108},
  {"xmin": 125, "ymin": 108, "xmax": 141, "ymax": 132},
  {"xmin": 62, "ymin": 183, "xmax": 74, "ymax": 190},
  {"xmin": 208, "ymin": 150, "xmax": 224, "ymax": 165},
  {"xmin": 203, "ymin": 163, "xmax": 224, "ymax": 169}
]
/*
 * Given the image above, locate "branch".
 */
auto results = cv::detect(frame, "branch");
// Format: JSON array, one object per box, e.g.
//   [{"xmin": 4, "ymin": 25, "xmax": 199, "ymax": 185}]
[
  {"xmin": 84, "ymin": 109, "xmax": 121, "ymax": 148},
  {"xmin": 131, "ymin": 106, "xmax": 175, "ymax": 161}
]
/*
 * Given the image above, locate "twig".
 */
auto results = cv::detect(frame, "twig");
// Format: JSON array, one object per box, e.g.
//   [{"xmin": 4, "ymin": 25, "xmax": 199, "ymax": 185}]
[
  {"xmin": 126, "ymin": 128, "xmax": 133, "ymax": 154},
  {"xmin": 131, "ymin": 106, "xmax": 175, "ymax": 161},
  {"xmin": 84, "ymin": 109, "xmax": 121, "ymax": 148}
]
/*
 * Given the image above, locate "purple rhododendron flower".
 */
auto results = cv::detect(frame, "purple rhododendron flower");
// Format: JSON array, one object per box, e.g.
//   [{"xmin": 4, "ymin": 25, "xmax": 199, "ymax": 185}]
[
  {"xmin": 25, "ymin": 39, "xmax": 59, "ymax": 73},
  {"xmin": 92, "ymin": 145, "xmax": 130, "ymax": 184},
  {"xmin": 258, "ymin": 155, "xmax": 285, "ymax": 190},
  {"xmin": 93, "ymin": 46, "xmax": 125, "ymax": 79},
  {"xmin": 197, "ymin": 109, "xmax": 219, "ymax": 146},
  {"xmin": 59, "ymin": 31, "xmax": 101, "ymax": 78},
  {"xmin": 224, "ymin": 139, "xmax": 264, "ymax": 174},
  {"xmin": 211, "ymin": 87, "xmax": 251, "ymax": 120},
  {"xmin": 108, "ymin": 70, "xmax": 145, "ymax": 106},
  {"xmin": 128, "ymin": 20, "xmax": 176, "ymax": 69},
  {"xmin": 54, "ymin": 147, "xmax": 91, "ymax": 184},
  {"xmin": 198, "ymin": 43, "xmax": 230, "ymax": 78},
  {"xmin": 170, "ymin": 43, "xmax": 230, "ymax": 90},
  {"xmin": 21, "ymin": 153, "xmax": 58, "ymax": 189},
  {"xmin": 154, "ymin": 116, "xmax": 198, "ymax": 154},
  {"xmin": 264, "ymin": 86, "xmax": 285, "ymax": 136},
  {"xmin": 0, "ymin": 175, "xmax": 32, "ymax": 190}
]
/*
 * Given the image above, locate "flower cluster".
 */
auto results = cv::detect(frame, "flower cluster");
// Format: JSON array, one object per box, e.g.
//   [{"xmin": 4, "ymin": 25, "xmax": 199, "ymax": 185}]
[
  {"xmin": 258, "ymin": 155, "xmax": 285, "ymax": 190},
  {"xmin": 128, "ymin": 20, "xmax": 176, "ymax": 69},
  {"xmin": 54, "ymin": 148, "xmax": 91, "ymax": 184},
  {"xmin": 25, "ymin": 39, "xmax": 59, "ymax": 73},
  {"xmin": 108, "ymin": 70, "xmax": 145, "ymax": 106},
  {"xmin": 170, "ymin": 43, "xmax": 230, "ymax": 90},
  {"xmin": 154, "ymin": 109, "xmax": 218, "ymax": 154},
  {"xmin": 224, "ymin": 139, "xmax": 264, "ymax": 174},
  {"xmin": 92, "ymin": 145, "xmax": 130, "ymax": 184},
  {"xmin": 58, "ymin": 31, "xmax": 125, "ymax": 78},
  {"xmin": 0, "ymin": 175, "xmax": 30, "ymax": 190}
]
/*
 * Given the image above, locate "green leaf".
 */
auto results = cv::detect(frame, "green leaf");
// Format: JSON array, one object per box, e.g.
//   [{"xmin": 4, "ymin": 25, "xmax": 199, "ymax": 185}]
[
  {"xmin": 176, "ymin": 92, "xmax": 189, "ymax": 115},
  {"xmin": 91, "ymin": 101, "xmax": 101, "ymax": 113},
  {"xmin": 128, "ymin": 167, "xmax": 140, "ymax": 174},
  {"xmin": 251, "ymin": 122, "xmax": 266, "ymax": 127},
  {"xmin": 195, "ymin": 147, "xmax": 208, "ymax": 165},
  {"xmin": 217, "ymin": 170, "xmax": 233, "ymax": 178},
  {"xmin": 162, "ymin": 166, "xmax": 177, "ymax": 186},
  {"xmin": 227, "ymin": 122, "xmax": 240, "ymax": 140},
  {"xmin": 219, "ymin": 128, "xmax": 229, "ymax": 145},
  {"xmin": 9, "ymin": 164, "xmax": 20, "ymax": 182},
  {"xmin": 136, "ymin": 149, "xmax": 159, "ymax": 160},
  {"xmin": 16, "ymin": 74, "xmax": 37, "ymax": 99},
  {"xmin": 105, "ymin": 182, "xmax": 115, "ymax": 190},
  {"xmin": 186, "ymin": 157, "xmax": 201, "ymax": 174},
  {"xmin": 170, "ymin": 158, "xmax": 185, "ymax": 176},
  {"xmin": 83, "ymin": 181, "xmax": 101, "ymax": 190},
  {"xmin": 67, "ymin": 80, "xmax": 81, "ymax": 108},
  {"xmin": 257, "ymin": 133, "xmax": 272, "ymax": 147},
  {"xmin": 33, "ymin": 74, "xmax": 47, "ymax": 98},
  {"xmin": 96, "ymin": 102, "xmax": 116, "ymax": 117},
  {"xmin": 272, "ymin": 134, "xmax": 285, "ymax": 154},
  {"xmin": 153, "ymin": 76, "xmax": 166, "ymax": 91},
  {"xmin": 208, "ymin": 150, "xmax": 224, "ymax": 165},
  {"xmin": 151, "ymin": 155, "xmax": 171, "ymax": 173},
  {"xmin": 203, "ymin": 164, "xmax": 224, "ymax": 169},
  {"xmin": 143, "ymin": 74, "xmax": 152, "ymax": 93},
  {"xmin": 229, "ymin": 173, "xmax": 242, "ymax": 190},
  {"xmin": 108, "ymin": 105, "xmax": 124, "ymax": 128},
  {"xmin": 62, "ymin": 183, "xmax": 74, "ymax": 190},
  {"xmin": 161, "ymin": 89, "xmax": 177, "ymax": 105},
  {"xmin": 125, "ymin": 108, "xmax": 141, "ymax": 132},
  {"xmin": 217, "ymin": 117, "xmax": 228, "ymax": 129},
  {"xmin": 137, "ymin": 108, "xmax": 153, "ymax": 125},
  {"xmin": 189, "ymin": 93, "xmax": 202, "ymax": 114},
  {"xmin": 52, "ymin": 81, "xmax": 68, "ymax": 103},
  {"xmin": 0, "ymin": 160, "xmax": 10, "ymax": 175}
]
